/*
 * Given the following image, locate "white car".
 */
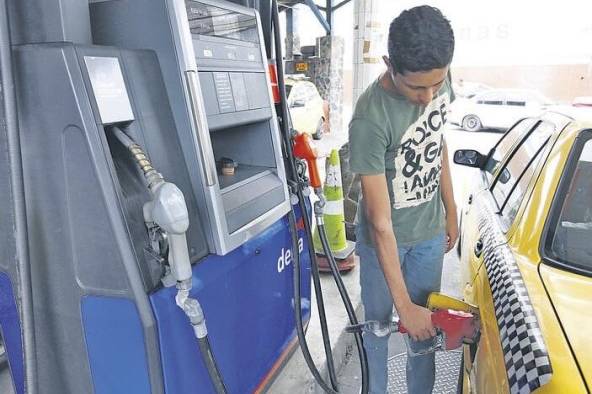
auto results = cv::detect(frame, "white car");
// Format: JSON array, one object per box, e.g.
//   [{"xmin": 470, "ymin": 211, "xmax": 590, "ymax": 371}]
[{"xmin": 450, "ymin": 89, "xmax": 553, "ymax": 131}]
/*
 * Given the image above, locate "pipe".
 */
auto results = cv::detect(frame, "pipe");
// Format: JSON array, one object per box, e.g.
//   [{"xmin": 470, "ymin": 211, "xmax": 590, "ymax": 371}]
[
  {"xmin": 0, "ymin": 0, "xmax": 38, "ymax": 392},
  {"xmin": 271, "ymin": 0, "xmax": 339, "ymax": 390}
]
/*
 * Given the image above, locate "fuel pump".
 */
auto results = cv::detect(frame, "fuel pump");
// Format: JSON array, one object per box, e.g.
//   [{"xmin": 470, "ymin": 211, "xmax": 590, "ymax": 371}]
[{"xmin": 2, "ymin": 0, "xmax": 314, "ymax": 393}]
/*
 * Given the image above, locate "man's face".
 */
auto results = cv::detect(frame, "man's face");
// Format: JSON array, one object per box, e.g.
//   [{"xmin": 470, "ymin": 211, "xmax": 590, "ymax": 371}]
[{"xmin": 384, "ymin": 56, "xmax": 448, "ymax": 106}]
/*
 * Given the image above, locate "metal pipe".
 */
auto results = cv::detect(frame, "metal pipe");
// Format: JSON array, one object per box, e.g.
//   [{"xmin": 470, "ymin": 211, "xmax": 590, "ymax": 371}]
[
  {"xmin": 303, "ymin": 0, "xmax": 331, "ymax": 34},
  {"xmin": 0, "ymin": 0, "xmax": 38, "ymax": 392},
  {"xmin": 332, "ymin": 0, "xmax": 352, "ymax": 12},
  {"xmin": 326, "ymin": 0, "xmax": 332, "ymax": 33}
]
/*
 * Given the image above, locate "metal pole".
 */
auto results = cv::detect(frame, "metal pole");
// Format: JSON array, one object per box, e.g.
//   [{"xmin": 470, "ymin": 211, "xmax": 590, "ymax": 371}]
[
  {"xmin": 303, "ymin": 0, "xmax": 330, "ymax": 34},
  {"xmin": 326, "ymin": 0, "xmax": 332, "ymax": 34},
  {"xmin": 286, "ymin": 7, "xmax": 294, "ymax": 59}
]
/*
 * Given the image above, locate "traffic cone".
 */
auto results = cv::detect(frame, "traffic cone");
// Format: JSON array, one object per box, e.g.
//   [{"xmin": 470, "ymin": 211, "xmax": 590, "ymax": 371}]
[{"xmin": 313, "ymin": 149, "xmax": 356, "ymax": 272}]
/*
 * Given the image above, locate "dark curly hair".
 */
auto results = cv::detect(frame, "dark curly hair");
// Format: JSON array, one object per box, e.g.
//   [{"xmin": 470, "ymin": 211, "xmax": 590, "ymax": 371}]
[{"xmin": 388, "ymin": 6, "xmax": 454, "ymax": 74}]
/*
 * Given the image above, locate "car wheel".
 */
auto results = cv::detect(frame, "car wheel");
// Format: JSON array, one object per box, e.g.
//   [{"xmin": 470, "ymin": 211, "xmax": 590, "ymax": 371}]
[{"xmin": 462, "ymin": 115, "xmax": 482, "ymax": 132}]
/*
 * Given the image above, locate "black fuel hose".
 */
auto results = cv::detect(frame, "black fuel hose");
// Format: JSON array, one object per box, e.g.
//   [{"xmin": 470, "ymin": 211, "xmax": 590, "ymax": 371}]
[
  {"xmin": 316, "ymin": 222, "xmax": 369, "ymax": 394},
  {"xmin": 197, "ymin": 336, "xmax": 228, "ymax": 394},
  {"xmin": 111, "ymin": 126, "xmax": 227, "ymax": 394},
  {"xmin": 270, "ymin": 0, "xmax": 339, "ymax": 391},
  {"xmin": 0, "ymin": 1, "xmax": 38, "ymax": 392},
  {"xmin": 269, "ymin": 1, "xmax": 370, "ymax": 391},
  {"xmin": 289, "ymin": 209, "xmax": 338, "ymax": 394}
]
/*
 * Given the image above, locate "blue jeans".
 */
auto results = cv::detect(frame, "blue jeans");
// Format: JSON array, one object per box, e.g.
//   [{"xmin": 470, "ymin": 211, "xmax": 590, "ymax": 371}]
[{"xmin": 357, "ymin": 233, "xmax": 446, "ymax": 394}]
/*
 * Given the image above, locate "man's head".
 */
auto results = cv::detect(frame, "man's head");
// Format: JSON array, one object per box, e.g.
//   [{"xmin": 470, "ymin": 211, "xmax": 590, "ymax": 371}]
[{"xmin": 384, "ymin": 6, "xmax": 454, "ymax": 106}]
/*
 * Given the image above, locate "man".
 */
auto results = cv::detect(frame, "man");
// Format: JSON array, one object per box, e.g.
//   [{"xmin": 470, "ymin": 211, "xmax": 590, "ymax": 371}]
[{"xmin": 349, "ymin": 6, "xmax": 457, "ymax": 394}]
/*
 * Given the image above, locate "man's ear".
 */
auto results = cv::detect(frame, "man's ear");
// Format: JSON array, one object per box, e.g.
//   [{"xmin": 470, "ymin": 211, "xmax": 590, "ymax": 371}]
[{"xmin": 382, "ymin": 55, "xmax": 391, "ymax": 68}]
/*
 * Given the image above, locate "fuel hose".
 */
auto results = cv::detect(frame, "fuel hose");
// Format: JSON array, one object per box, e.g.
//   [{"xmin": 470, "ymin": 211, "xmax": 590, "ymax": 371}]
[{"xmin": 270, "ymin": 0, "xmax": 369, "ymax": 392}]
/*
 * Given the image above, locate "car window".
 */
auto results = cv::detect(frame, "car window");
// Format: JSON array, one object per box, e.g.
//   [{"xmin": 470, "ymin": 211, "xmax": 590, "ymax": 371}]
[
  {"xmin": 546, "ymin": 135, "xmax": 592, "ymax": 274},
  {"xmin": 528, "ymin": 92, "xmax": 553, "ymax": 106},
  {"xmin": 491, "ymin": 121, "xmax": 554, "ymax": 226},
  {"xmin": 505, "ymin": 91, "xmax": 527, "ymax": 107},
  {"xmin": 484, "ymin": 118, "xmax": 538, "ymax": 185},
  {"xmin": 476, "ymin": 91, "xmax": 504, "ymax": 105}
]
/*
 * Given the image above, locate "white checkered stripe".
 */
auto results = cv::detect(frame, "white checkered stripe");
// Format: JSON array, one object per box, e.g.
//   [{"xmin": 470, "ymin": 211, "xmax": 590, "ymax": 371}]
[{"xmin": 476, "ymin": 202, "xmax": 553, "ymax": 393}]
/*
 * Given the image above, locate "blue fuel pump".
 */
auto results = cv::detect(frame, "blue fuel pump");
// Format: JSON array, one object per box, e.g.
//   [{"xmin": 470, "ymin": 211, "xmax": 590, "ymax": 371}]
[
  {"xmin": 0, "ymin": 0, "xmax": 313, "ymax": 393},
  {"xmin": 0, "ymin": 0, "xmax": 368, "ymax": 393}
]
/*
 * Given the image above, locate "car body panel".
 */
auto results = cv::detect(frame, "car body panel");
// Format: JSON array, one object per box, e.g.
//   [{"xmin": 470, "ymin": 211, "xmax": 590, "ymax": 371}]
[
  {"xmin": 539, "ymin": 263, "xmax": 592, "ymax": 388},
  {"xmin": 471, "ymin": 263, "xmax": 511, "ymax": 394},
  {"xmin": 459, "ymin": 115, "xmax": 590, "ymax": 393}
]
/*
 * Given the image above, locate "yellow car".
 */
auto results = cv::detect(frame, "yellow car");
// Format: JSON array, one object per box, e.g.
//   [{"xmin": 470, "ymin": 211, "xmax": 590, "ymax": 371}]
[
  {"xmin": 454, "ymin": 110, "xmax": 592, "ymax": 393},
  {"xmin": 285, "ymin": 76, "xmax": 328, "ymax": 139}
]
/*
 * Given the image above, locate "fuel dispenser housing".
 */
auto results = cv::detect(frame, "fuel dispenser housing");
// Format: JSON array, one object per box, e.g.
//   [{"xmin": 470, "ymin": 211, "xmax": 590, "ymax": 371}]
[
  {"xmin": 91, "ymin": 0, "xmax": 291, "ymax": 255},
  {"xmin": 0, "ymin": 0, "xmax": 313, "ymax": 392}
]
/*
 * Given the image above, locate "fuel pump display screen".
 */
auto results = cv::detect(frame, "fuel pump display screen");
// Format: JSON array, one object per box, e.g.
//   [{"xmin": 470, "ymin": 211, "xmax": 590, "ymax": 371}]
[{"xmin": 186, "ymin": 1, "xmax": 259, "ymax": 43}]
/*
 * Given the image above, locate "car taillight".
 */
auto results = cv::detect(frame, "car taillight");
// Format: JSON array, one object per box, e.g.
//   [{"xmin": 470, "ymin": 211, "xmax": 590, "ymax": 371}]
[{"xmin": 268, "ymin": 62, "xmax": 281, "ymax": 104}]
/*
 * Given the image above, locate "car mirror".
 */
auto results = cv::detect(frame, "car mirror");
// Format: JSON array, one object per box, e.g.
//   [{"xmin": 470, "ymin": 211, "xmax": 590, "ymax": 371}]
[{"xmin": 454, "ymin": 149, "xmax": 485, "ymax": 168}]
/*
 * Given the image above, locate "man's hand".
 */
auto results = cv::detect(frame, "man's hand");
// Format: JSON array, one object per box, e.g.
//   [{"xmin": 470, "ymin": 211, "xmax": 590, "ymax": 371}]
[
  {"xmin": 445, "ymin": 213, "xmax": 459, "ymax": 253},
  {"xmin": 398, "ymin": 302, "xmax": 436, "ymax": 341}
]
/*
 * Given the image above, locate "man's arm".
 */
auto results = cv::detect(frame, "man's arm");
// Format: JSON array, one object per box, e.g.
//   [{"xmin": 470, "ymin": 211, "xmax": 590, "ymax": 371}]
[
  {"xmin": 361, "ymin": 174, "xmax": 436, "ymax": 341},
  {"xmin": 440, "ymin": 140, "xmax": 458, "ymax": 252}
]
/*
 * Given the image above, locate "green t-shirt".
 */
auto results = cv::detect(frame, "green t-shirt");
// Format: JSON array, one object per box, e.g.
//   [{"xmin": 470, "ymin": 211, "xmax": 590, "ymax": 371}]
[{"xmin": 349, "ymin": 76, "xmax": 455, "ymax": 246}]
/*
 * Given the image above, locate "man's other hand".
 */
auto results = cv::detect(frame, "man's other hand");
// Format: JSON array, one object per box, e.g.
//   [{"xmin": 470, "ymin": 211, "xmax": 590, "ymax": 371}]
[
  {"xmin": 398, "ymin": 303, "xmax": 436, "ymax": 341},
  {"xmin": 445, "ymin": 213, "xmax": 459, "ymax": 253}
]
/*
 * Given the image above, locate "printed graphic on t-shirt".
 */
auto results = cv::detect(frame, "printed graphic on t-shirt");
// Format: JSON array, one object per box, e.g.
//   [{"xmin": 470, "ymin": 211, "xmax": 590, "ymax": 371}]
[{"xmin": 392, "ymin": 94, "xmax": 450, "ymax": 209}]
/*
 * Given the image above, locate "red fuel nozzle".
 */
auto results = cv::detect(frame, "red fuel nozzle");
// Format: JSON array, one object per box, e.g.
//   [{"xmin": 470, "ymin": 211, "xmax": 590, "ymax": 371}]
[
  {"xmin": 398, "ymin": 309, "xmax": 479, "ymax": 350},
  {"xmin": 293, "ymin": 132, "xmax": 321, "ymax": 189}
]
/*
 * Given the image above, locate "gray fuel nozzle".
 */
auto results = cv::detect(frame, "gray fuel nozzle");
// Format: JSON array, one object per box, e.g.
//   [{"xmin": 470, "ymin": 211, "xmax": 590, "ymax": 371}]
[{"xmin": 144, "ymin": 181, "xmax": 192, "ymax": 284}]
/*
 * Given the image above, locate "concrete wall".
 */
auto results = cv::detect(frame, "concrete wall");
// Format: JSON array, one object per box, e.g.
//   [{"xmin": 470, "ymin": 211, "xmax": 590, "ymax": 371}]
[{"xmin": 453, "ymin": 64, "xmax": 592, "ymax": 103}]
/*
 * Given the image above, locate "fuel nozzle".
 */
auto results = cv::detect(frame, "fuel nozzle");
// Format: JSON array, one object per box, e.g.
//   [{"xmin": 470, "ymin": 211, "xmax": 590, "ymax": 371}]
[
  {"xmin": 110, "ymin": 125, "xmax": 193, "ymax": 285},
  {"xmin": 292, "ymin": 132, "xmax": 326, "ymax": 221},
  {"xmin": 346, "ymin": 309, "xmax": 480, "ymax": 356},
  {"xmin": 293, "ymin": 132, "xmax": 322, "ymax": 189},
  {"xmin": 143, "ymin": 181, "xmax": 192, "ymax": 284}
]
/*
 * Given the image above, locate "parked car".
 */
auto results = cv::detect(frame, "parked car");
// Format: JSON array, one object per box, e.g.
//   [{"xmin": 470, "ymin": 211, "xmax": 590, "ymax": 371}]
[
  {"xmin": 450, "ymin": 89, "xmax": 553, "ymax": 132},
  {"xmin": 454, "ymin": 111, "xmax": 592, "ymax": 393},
  {"xmin": 285, "ymin": 76, "xmax": 328, "ymax": 139},
  {"xmin": 453, "ymin": 81, "xmax": 493, "ymax": 99},
  {"xmin": 572, "ymin": 96, "xmax": 592, "ymax": 108}
]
